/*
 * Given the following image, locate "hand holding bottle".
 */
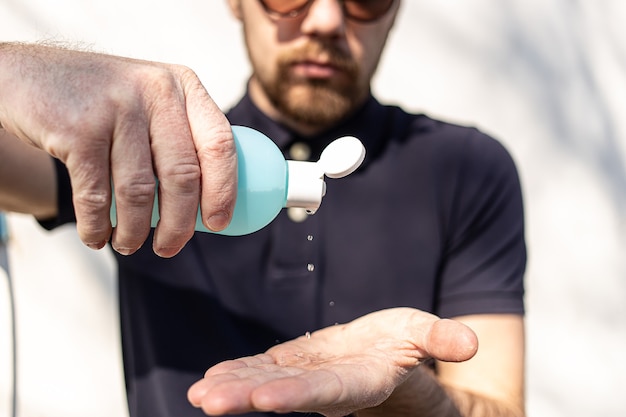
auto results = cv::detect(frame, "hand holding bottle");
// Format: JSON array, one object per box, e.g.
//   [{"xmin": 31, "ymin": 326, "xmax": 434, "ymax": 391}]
[
  {"xmin": 0, "ymin": 43, "xmax": 237, "ymax": 257},
  {"xmin": 110, "ymin": 126, "xmax": 366, "ymax": 236}
]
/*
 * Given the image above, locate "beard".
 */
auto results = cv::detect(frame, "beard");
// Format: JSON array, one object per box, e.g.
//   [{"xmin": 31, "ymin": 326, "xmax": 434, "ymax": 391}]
[{"xmin": 256, "ymin": 41, "xmax": 365, "ymax": 128}]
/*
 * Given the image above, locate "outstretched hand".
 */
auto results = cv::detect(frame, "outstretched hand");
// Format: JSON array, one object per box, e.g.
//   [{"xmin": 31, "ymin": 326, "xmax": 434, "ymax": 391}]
[{"xmin": 188, "ymin": 308, "xmax": 478, "ymax": 417}]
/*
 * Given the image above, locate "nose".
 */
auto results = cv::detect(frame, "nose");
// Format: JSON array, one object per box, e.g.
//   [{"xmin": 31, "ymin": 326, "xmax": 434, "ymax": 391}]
[{"xmin": 300, "ymin": 0, "xmax": 345, "ymax": 38}]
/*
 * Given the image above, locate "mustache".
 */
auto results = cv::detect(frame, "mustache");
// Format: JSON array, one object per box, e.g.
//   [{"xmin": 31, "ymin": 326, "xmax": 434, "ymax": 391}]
[{"xmin": 278, "ymin": 41, "xmax": 359, "ymax": 74}]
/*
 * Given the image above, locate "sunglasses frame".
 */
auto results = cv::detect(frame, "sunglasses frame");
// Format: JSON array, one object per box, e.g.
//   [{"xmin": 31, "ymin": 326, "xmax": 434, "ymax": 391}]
[{"xmin": 257, "ymin": 0, "xmax": 396, "ymax": 23}]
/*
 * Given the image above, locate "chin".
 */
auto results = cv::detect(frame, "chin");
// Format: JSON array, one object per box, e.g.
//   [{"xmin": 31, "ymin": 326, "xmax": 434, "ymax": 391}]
[{"xmin": 279, "ymin": 84, "xmax": 358, "ymax": 127}]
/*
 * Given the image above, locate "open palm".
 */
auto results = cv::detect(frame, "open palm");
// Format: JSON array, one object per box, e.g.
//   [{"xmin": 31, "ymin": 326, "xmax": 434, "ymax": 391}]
[{"xmin": 188, "ymin": 308, "xmax": 477, "ymax": 417}]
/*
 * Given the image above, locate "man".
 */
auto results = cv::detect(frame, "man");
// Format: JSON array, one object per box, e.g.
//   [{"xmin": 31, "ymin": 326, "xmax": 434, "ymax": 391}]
[{"xmin": 0, "ymin": 0, "xmax": 526, "ymax": 416}]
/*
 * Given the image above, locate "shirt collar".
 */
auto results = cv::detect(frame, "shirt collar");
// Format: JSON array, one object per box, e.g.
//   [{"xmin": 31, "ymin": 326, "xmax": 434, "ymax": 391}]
[{"xmin": 225, "ymin": 92, "xmax": 387, "ymax": 162}]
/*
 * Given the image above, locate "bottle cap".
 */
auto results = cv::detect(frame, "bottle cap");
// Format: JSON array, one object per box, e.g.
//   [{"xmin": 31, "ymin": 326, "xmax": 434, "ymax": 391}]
[{"xmin": 286, "ymin": 136, "xmax": 365, "ymax": 214}]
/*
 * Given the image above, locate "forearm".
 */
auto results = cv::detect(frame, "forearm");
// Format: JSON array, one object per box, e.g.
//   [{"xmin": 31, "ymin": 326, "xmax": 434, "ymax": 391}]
[
  {"xmin": 356, "ymin": 366, "xmax": 524, "ymax": 417},
  {"xmin": 0, "ymin": 43, "xmax": 59, "ymax": 218},
  {"xmin": 443, "ymin": 384, "xmax": 525, "ymax": 417},
  {"xmin": 0, "ymin": 128, "xmax": 57, "ymax": 219}
]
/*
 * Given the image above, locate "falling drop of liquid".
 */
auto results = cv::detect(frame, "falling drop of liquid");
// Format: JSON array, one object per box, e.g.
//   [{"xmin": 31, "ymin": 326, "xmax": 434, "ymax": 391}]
[
  {"xmin": 307, "ymin": 235, "xmax": 314, "ymax": 241},
  {"xmin": 307, "ymin": 263, "xmax": 315, "ymax": 272},
  {"xmin": 305, "ymin": 331, "xmax": 311, "ymax": 339},
  {"xmin": 329, "ymin": 301, "xmax": 335, "ymax": 307},
  {"xmin": 287, "ymin": 207, "xmax": 308, "ymax": 223}
]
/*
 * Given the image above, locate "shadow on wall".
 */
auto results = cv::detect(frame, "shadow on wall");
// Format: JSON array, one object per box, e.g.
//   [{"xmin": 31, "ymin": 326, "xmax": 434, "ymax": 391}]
[
  {"xmin": 416, "ymin": 0, "xmax": 626, "ymax": 211},
  {"xmin": 494, "ymin": 1, "xmax": 626, "ymax": 213}
]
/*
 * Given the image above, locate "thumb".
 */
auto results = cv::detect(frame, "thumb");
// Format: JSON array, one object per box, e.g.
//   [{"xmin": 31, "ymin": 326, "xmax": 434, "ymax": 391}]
[{"xmin": 421, "ymin": 318, "xmax": 478, "ymax": 363}]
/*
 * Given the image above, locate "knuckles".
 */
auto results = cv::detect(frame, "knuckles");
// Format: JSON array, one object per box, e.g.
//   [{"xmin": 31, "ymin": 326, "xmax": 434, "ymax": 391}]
[
  {"xmin": 196, "ymin": 128, "xmax": 237, "ymax": 163},
  {"xmin": 73, "ymin": 187, "xmax": 110, "ymax": 211},
  {"xmin": 113, "ymin": 178, "xmax": 157, "ymax": 208}
]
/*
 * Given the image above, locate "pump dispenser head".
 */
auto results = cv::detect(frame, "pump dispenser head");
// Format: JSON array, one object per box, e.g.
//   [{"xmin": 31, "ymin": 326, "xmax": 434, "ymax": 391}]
[{"xmin": 286, "ymin": 136, "xmax": 366, "ymax": 214}]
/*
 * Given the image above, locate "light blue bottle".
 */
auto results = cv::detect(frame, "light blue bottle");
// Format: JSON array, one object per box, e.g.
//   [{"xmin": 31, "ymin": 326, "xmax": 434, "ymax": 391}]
[{"xmin": 111, "ymin": 125, "xmax": 365, "ymax": 236}]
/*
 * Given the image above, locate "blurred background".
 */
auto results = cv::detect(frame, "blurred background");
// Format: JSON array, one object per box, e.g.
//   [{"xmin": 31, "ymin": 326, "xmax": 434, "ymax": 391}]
[{"xmin": 1, "ymin": 1, "xmax": 625, "ymax": 416}]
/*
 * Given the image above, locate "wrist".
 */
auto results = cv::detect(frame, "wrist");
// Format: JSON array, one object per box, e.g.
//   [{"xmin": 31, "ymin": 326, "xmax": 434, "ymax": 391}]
[{"xmin": 355, "ymin": 367, "xmax": 461, "ymax": 417}]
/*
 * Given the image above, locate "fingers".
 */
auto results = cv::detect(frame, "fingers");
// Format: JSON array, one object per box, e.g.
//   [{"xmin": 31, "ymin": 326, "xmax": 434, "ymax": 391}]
[
  {"xmin": 191, "ymin": 373, "xmax": 262, "ymax": 415},
  {"xmin": 188, "ymin": 356, "xmax": 342, "ymax": 416},
  {"xmin": 109, "ymin": 117, "xmax": 155, "ymax": 255},
  {"xmin": 72, "ymin": 70, "xmax": 235, "ymax": 257},
  {"xmin": 143, "ymin": 66, "xmax": 236, "ymax": 256},
  {"xmin": 111, "ymin": 65, "xmax": 236, "ymax": 257},
  {"xmin": 146, "ymin": 70, "xmax": 203, "ymax": 257},
  {"xmin": 179, "ymin": 67, "xmax": 237, "ymax": 232},
  {"xmin": 63, "ymin": 135, "xmax": 114, "ymax": 250},
  {"xmin": 248, "ymin": 370, "xmax": 346, "ymax": 415},
  {"xmin": 188, "ymin": 355, "xmax": 282, "ymax": 414}
]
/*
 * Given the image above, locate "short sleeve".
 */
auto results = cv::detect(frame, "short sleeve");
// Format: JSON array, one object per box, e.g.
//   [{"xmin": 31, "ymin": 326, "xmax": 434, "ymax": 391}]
[
  {"xmin": 435, "ymin": 128, "xmax": 526, "ymax": 318},
  {"xmin": 38, "ymin": 157, "xmax": 76, "ymax": 230}
]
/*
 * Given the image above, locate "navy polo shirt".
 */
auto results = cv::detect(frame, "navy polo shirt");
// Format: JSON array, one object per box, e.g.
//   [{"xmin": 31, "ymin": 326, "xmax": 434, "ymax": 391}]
[{"xmin": 45, "ymin": 94, "xmax": 526, "ymax": 417}]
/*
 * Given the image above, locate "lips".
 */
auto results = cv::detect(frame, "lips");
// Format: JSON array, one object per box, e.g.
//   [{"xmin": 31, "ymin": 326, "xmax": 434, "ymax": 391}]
[
  {"xmin": 279, "ymin": 41, "xmax": 358, "ymax": 81},
  {"xmin": 290, "ymin": 60, "xmax": 343, "ymax": 79}
]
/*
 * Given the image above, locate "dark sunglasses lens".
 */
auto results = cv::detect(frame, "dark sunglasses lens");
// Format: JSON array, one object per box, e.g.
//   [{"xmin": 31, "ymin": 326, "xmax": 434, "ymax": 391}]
[
  {"xmin": 261, "ymin": 0, "xmax": 310, "ymax": 14},
  {"xmin": 344, "ymin": 0, "xmax": 395, "ymax": 21}
]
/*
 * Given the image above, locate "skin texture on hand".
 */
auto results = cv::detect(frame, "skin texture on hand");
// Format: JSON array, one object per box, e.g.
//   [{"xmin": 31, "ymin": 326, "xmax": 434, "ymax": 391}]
[
  {"xmin": 187, "ymin": 308, "xmax": 478, "ymax": 417},
  {"xmin": 0, "ymin": 42, "xmax": 237, "ymax": 257}
]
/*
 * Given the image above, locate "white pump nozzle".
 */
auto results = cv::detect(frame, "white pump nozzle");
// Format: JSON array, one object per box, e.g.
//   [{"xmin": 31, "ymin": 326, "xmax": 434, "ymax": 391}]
[{"xmin": 286, "ymin": 136, "xmax": 366, "ymax": 214}]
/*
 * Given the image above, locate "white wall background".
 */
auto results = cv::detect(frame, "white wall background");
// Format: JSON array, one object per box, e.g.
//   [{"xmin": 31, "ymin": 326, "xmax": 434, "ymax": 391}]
[{"xmin": 1, "ymin": 1, "xmax": 625, "ymax": 416}]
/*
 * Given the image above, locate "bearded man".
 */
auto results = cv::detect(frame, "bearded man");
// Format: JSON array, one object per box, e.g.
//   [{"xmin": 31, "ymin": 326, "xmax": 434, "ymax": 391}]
[{"xmin": 0, "ymin": 1, "xmax": 526, "ymax": 416}]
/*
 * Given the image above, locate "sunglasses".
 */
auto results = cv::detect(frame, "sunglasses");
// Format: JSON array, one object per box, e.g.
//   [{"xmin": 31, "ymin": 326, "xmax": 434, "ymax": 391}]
[{"xmin": 258, "ymin": 0, "xmax": 396, "ymax": 23}]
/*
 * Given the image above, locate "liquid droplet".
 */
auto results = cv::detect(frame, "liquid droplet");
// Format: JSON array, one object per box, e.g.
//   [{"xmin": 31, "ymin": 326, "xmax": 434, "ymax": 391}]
[
  {"xmin": 329, "ymin": 301, "xmax": 335, "ymax": 307},
  {"xmin": 307, "ymin": 235, "xmax": 314, "ymax": 241},
  {"xmin": 287, "ymin": 207, "xmax": 308, "ymax": 223},
  {"xmin": 305, "ymin": 331, "xmax": 311, "ymax": 339},
  {"xmin": 289, "ymin": 142, "xmax": 311, "ymax": 161},
  {"xmin": 307, "ymin": 263, "xmax": 315, "ymax": 272}
]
